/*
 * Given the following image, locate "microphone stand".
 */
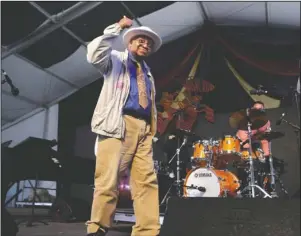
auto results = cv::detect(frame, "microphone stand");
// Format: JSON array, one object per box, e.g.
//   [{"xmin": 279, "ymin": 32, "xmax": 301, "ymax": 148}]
[
  {"xmin": 160, "ymin": 110, "xmax": 186, "ymax": 205},
  {"xmin": 1, "ymin": 69, "xmax": 19, "ymax": 96},
  {"xmin": 281, "ymin": 118, "xmax": 300, "ymax": 151},
  {"xmin": 281, "ymin": 118, "xmax": 300, "ymax": 174}
]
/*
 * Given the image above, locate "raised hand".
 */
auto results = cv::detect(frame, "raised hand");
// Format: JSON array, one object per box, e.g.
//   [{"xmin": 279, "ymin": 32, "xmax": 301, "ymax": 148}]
[{"xmin": 118, "ymin": 16, "xmax": 133, "ymax": 29}]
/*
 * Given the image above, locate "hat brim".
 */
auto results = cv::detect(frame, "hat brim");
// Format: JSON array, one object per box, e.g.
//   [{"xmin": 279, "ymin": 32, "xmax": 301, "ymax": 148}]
[{"xmin": 123, "ymin": 28, "xmax": 162, "ymax": 53}]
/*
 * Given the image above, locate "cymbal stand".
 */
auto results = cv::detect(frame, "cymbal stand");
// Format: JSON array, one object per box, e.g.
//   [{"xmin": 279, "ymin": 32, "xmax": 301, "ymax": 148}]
[
  {"xmin": 274, "ymin": 172, "xmax": 289, "ymax": 196},
  {"xmin": 239, "ymin": 109, "xmax": 272, "ymax": 198},
  {"xmin": 247, "ymin": 119, "xmax": 256, "ymax": 198},
  {"xmin": 268, "ymin": 141, "xmax": 278, "ymax": 197}
]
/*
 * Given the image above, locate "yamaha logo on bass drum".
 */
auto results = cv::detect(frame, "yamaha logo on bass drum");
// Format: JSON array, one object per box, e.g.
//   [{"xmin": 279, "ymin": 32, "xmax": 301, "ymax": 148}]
[{"xmin": 194, "ymin": 172, "xmax": 212, "ymax": 177}]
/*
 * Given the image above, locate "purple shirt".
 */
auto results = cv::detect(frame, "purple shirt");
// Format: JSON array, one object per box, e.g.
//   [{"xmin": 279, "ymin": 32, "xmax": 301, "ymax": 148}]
[{"xmin": 123, "ymin": 53, "xmax": 152, "ymax": 118}]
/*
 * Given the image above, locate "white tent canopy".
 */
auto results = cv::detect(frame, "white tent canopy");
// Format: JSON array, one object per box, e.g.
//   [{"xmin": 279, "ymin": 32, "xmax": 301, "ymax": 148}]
[{"xmin": 1, "ymin": 1, "xmax": 300, "ymax": 130}]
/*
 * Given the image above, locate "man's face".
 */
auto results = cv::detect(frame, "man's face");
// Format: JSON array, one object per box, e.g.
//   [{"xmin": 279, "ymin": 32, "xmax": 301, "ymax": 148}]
[
  {"xmin": 253, "ymin": 103, "xmax": 264, "ymax": 110},
  {"xmin": 128, "ymin": 35, "xmax": 154, "ymax": 58}
]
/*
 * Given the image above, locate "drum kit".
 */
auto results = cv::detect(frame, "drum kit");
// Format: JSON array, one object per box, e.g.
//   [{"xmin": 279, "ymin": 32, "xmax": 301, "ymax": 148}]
[{"xmin": 156, "ymin": 108, "xmax": 289, "ymax": 204}]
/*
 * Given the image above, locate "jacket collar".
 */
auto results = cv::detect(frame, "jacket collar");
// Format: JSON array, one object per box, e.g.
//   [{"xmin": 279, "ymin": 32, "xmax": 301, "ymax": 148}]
[{"xmin": 123, "ymin": 50, "xmax": 152, "ymax": 77}]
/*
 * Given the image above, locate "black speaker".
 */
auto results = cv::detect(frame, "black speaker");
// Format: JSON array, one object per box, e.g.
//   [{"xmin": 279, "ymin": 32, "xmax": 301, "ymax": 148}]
[{"xmin": 160, "ymin": 197, "xmax": 300, "ymax": 236}]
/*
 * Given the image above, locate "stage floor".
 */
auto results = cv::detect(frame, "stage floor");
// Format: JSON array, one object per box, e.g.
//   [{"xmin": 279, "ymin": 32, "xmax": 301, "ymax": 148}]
[{"xmin": 17, "ymin": 222, "xmax": 133, "ymax": 236}]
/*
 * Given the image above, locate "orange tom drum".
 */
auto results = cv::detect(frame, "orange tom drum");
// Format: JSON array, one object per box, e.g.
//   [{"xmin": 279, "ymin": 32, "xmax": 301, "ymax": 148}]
[
  {"xmin": 192, "ymin": 140, "xmax": 219, "ymax": 168},
  {"xmin": 219, "ymin": 135, "xmax": 241, "ymax": 155}
]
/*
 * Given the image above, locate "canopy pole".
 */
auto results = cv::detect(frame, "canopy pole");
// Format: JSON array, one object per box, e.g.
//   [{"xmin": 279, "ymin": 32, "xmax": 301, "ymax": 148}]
[
  {"xmin": 29, "ymin": 2, "xmax": 88, "ymax": 47},
  {"xmin": 2, "ymin": 2, "xmax": 103, "ymax": 59},
  {"xmin": 120, "ymin": 2, "xmax": 143, "ymax": 26}
]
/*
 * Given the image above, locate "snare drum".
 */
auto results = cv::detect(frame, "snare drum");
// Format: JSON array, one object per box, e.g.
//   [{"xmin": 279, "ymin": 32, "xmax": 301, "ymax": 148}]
[
  {"xmin": 183, "ymin": 168, "xmax": 240, "ymax": 197},
  {"xmin": 219, "ymin": 135, "xmax": 241, "ymax": 155},
  {"xmin": 241, "ymin": 148, "xmax": 265, "ymax": 162}
]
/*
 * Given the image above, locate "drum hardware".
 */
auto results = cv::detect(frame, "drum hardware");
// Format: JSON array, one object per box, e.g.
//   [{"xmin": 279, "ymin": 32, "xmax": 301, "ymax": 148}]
[
  {"xmin": 183, "ymin": 185, "xmax": 206, "ymax": 192},
  {"xmin": 237, "ymin": 109, "xmax": 272, "ymax": 199},
  {"xmin": 168, "ymin": 135, "xmax": 187, "ymax": 195},
  {"xmin": 160, "ymin": 131, "xmax": 188, "ymax": 205},
  {"xmin": 277, "ymin": 114, "xmax": 300, "ymax": 162},
  {"xmin": 268, "ymin": 142, "xmax": 277, "ymax": 196},
  {"xmin": 276, "ymin": 113, "xmax": 300, "ymax": 195},
  {"xmin": 274, "ymin": 173, "xmax": 289, "ymax": 196},
  {"xmin": 222, "ymin": 189, "xmax": 230, "ymax": 198},
  {"xmin": 154, "ymin": 160, "xmax": 175, "ymax": 178},
  {"xmin": 258, "ymin": 170, "xmax": 289, "ymax": 197},
  {"xmin": 217, "ymin": 176, "xmax": 225, "ymax": 181},
  {"xmin": 191, "ymin": 139, "xmax": 219, "ymax": 168},
  {"xmin": 240, "ymin": 148, "xmax": 265, "ymax": 161}
]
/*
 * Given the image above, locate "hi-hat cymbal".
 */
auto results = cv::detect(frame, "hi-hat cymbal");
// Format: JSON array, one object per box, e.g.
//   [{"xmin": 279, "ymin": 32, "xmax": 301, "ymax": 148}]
[
  {"xmin": 229, "ymin": 109, "xmax": 268, "ymax": 130},
  {"xmin": 253, "ymin": 131, "xmax": 285, "ymax": 141}
]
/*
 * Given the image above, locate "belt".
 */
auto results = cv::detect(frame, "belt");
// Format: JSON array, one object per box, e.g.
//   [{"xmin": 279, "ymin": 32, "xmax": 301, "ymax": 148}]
[{"xmin": 123, "ymin": 110, "xmax": 150, "ymax": 123}]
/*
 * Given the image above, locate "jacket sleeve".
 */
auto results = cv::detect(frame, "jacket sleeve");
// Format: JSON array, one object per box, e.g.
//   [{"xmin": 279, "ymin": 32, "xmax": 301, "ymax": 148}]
[{"xmin": 87, "ymin": 23, "xmax": 123, "ymax": 75}]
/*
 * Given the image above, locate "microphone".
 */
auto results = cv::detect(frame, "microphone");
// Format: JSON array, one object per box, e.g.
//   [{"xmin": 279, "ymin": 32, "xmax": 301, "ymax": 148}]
[
  {"xmin": 276, "ymin": 113, "xmax": 286, "ymax": 125},
  {"xmin": 1, "ymin": 69, "xmax": 19, "ymax": 96},
  {"xmin": 250, "ymin": 85, "xmax": 268, "ymax": 95},
  {"xmin": 186, "ymin": 185, "xmax": 206, "ymax": 192},
  {"xmin": 250, "ymin": 88, "xmax": 268, "ymax": 95},
  {"xmin": 197, "ymin": 186, "xmax": 206, "ymax": 192},
  {"xmin": 183, "ymin": 136, "xmax": 187, "ymax": 145}
]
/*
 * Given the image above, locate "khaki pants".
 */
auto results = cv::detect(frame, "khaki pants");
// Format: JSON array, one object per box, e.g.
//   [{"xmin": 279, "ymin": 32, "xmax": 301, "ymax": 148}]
[{"xmin": 86, "ymin": 115, "xmax": 160, "ymax": 236}]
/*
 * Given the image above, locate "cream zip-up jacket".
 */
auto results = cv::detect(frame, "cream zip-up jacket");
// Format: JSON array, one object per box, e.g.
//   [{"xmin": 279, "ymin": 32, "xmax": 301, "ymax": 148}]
[{"xmin": 87, "ymin": 23, "xmax": 157, "ymax": 140}]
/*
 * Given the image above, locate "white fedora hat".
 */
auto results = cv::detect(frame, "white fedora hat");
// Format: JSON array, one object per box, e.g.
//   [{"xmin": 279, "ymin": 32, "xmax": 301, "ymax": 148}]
[{"xmin": 123, "ymin": 26, "xmax": 162, "ymax": 53}]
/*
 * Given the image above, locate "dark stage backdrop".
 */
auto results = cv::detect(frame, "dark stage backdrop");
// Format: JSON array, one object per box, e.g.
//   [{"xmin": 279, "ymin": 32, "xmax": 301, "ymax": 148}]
[{"xmin": 71, "ymin": 106, "xmax": 300, "ymax": 197}]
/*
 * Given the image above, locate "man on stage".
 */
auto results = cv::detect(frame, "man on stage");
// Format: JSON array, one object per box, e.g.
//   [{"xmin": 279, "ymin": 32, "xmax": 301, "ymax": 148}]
[
  {"xmin": 236, "ymin": 101, "xmax": 271, "ymax": 158},
  {"xmin": 85, "ymin": 16, "xmax": 162, "ymax": 236}
]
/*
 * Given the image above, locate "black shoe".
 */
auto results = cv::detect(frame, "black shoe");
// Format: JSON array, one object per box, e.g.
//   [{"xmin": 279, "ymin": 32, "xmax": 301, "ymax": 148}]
[{"xmin": 87, "ymin": 228, "xmax": 107, "ymax": 236}]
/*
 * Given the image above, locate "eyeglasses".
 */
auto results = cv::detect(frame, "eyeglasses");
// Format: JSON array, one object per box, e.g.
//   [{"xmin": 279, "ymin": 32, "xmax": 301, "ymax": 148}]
[{"xmin": 136, "ymin": 38, "xmax": 153, "ymax": 49}]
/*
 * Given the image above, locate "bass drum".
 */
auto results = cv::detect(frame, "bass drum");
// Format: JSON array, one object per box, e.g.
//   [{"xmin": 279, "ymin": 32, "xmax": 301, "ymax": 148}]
[{"xmin": 183, "ymin": 168, "xmax": 240, "ymax": 197}]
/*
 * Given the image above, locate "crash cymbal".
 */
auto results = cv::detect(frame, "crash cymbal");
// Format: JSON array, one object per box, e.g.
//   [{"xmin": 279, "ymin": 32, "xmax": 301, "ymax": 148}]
[
  {"xmin": 229, "ymin": 109, "xmax": 268, "ymax": 130},
  {"xmin": 253, "ymin": 131, "xmax": 285, "ymax": 141}
]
